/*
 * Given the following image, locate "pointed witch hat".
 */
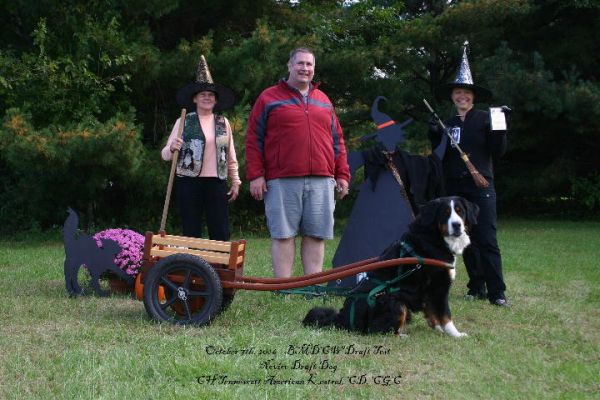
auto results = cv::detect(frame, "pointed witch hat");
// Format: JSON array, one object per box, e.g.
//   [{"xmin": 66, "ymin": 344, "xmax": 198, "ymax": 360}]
[
  {"xmin": 176, "ymin": 55, "xmax": 235, "ymax": 112},
  {"xmin": 440, "ymin": 41, "xmax": 492, "ymax": 102},
  {"xmin": 358, "ymin": 96, "xmax": 411, "ymax": 151}
]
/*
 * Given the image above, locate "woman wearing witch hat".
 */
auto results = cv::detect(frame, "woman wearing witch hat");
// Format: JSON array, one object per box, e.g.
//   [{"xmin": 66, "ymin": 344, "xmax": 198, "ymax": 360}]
[
  {"xmin": 161, "ymin": 56, "xmax": 241, "ymax": 240},
  {"xmin": 430, "ymin": 42, "xmax": 512, "ymax": 307}
]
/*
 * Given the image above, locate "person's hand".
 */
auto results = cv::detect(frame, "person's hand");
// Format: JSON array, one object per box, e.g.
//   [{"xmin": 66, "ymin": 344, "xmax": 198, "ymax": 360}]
[
  {"xmin": 500, "ymin": 106, "xmax": 512, "ymax": 129},
  {"xmin": 170, "ymin": 137, "xmax": 183, "ymax": 153},
  {"xmin": 428, "ymin": 116, "xmax": 441, "ymax": 135},
  {"xmin": 228, "ymin": 183, "xmax": 240, "ymax": 203},
  {"xmin": 335, "ymin": 178, "xmax": 349, "ymax": 200},
  {"xmin": 250, "ymin": 177, "xmax": 267, "ymax": 201}
]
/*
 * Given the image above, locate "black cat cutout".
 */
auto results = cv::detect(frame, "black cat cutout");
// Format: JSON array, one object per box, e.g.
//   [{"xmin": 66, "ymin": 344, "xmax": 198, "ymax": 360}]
[{"xmin": 63, "ymin": 208, "xmax": 133, "ymax": 296}]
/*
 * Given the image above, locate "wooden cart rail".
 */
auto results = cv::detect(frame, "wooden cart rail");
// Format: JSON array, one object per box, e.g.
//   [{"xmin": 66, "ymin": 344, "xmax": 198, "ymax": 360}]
[
  {"xmin": 142, "ymin": 232, "xmax": 246, "ymax": 274},
  {"xmin": 221, "ymin": 257, "xmax": 454, "ymax": 291}
]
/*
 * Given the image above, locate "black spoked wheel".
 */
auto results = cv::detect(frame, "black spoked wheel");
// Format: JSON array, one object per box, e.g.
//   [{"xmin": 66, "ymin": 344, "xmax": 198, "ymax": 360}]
[
  {"xmin": 143, "ymin": 254, "xmax": 222, "ymax": 326},
  {"xmin": 220, "ymin": 290, "xmax": 236, "ymax": 313}
]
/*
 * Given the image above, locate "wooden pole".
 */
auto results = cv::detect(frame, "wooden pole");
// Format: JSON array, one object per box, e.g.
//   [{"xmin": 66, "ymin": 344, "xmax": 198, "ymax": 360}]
[
  {"xmin": 160, "ymin": 109, "xmax": 187, "ymax": 232},
  {"xmin": 423, "ymin": 99, "xmax": 489, "ymax": 188}
]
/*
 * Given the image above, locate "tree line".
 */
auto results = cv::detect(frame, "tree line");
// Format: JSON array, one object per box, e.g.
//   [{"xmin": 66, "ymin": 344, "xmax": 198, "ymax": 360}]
[{"xmin": 1, "ymin": 0, "xmax": 599, "ymax": 233}]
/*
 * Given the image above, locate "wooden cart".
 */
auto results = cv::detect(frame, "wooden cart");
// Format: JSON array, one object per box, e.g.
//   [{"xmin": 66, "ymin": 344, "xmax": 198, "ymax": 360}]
[{"xmin": 135, "ymin": 231, "xmax": 454, "ymax": 326}]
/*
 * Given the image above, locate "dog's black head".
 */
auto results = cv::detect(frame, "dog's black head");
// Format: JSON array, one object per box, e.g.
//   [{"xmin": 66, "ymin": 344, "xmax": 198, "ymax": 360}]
[
  {"xmin": 417, "ymin": 197, "xmax": 478, "ymax": 233},
  {"xmin": 414, "ymin": 196, "xmax": 479, "ymax": 255}
]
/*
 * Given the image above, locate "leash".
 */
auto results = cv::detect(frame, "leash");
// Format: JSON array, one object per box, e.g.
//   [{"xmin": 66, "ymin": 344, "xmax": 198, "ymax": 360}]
[{"xmin": 274, "ymin": 285, "xmax": 352, "ymax": 298}]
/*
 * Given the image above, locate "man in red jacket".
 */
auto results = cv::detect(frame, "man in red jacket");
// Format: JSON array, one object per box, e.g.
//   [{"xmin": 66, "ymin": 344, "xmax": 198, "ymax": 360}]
[{"xmin": 246, "ymin": 47, "xmax": 351, "ymax": 278}]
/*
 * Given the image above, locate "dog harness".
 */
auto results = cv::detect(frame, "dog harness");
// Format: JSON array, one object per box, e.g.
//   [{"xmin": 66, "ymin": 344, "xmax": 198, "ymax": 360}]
[
  {"xmin": 275, "ymin": 242, "xmax": 428, "ymax": 332},
  {"xmin": 347, "ymin": 241, "xmax": 422, "ymax": 332}
]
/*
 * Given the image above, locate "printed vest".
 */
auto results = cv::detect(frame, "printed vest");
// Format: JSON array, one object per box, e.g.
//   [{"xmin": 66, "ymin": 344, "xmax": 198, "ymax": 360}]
[{"xmin": 176, "ymin": 112, "xmax": 229, "ymax": 179}]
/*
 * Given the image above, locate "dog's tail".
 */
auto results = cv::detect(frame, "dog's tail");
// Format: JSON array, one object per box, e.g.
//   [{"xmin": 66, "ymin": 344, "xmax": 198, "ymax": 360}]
[{"xmin": 302, "ymin": 307, "xmax": 339, "ymax": 328}]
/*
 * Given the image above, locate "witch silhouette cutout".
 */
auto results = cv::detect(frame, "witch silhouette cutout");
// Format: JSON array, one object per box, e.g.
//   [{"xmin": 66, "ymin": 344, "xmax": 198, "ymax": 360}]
[{"xmin": 330, "ymin": 96, "xmax": 447, "ymax": 288}]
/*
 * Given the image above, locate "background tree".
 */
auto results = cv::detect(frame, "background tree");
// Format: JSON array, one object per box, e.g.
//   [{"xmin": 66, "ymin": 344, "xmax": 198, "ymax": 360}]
[{"xmin": 1, "ymin": 0, "xmax": 599, "ymax": 233}]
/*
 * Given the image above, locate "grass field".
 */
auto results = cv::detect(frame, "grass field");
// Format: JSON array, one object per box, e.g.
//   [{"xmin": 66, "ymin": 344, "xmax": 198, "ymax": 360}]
[{"xmin": 0, "ymin": 219, "xmax": 599, "ymax": 399}]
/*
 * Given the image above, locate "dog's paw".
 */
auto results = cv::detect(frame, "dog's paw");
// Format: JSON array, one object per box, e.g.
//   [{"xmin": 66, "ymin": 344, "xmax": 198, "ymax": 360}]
[
  {"xmin": 442, "ymin": 321, "xmax": 468, "ymax": 338},
  {"xmin": 395, "ymin": 331, "xmax": 409, "ymax": 339},
  {"xmin": 451, "ymin": 331, "xmax": 468, "ymax": 338}
]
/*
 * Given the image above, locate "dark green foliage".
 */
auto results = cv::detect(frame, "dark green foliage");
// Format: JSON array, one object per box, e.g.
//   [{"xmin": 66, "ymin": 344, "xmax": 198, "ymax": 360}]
[
  {"xmin": 1, "ymin": 0, "xmax": 599, "ymax": 232},
  {"xmin": 0, "ymin": 109, "xmax": 146, "ymax": 231}
]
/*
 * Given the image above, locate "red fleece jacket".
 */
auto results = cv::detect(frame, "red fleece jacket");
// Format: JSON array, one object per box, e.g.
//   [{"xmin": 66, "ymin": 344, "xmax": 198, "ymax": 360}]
[{"xmin": 245, "ymin": 80, "xmax": 350, "ymax": 182}]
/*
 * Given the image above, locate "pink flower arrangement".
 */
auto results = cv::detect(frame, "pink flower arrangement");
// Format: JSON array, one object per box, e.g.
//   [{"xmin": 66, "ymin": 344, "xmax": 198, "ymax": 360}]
[{"xmin": 93, "ymin": 228, "xmax": 144, "ymax": 276}]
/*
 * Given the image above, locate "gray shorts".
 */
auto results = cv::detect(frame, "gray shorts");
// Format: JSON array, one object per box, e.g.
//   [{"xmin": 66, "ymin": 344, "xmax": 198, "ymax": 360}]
[{"xmin": 264, "ymin": 177, "xmax": 336, "ymax": 239}]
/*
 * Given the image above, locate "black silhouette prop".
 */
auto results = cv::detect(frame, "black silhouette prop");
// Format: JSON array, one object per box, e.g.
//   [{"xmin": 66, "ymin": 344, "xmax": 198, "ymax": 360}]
[
  {"xmin": 63, "ymin": 208, "xmax": 133, "ymax": 297},
  {"xmin": 330, "ymin": 97, "xmax": 447, "ymax": 288}
]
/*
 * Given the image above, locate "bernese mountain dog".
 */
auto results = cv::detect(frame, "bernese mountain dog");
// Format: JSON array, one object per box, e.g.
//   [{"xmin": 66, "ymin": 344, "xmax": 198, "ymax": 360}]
[{"xmin": 303, "ymin": 196, "xmax": 479, "ymax": 337}]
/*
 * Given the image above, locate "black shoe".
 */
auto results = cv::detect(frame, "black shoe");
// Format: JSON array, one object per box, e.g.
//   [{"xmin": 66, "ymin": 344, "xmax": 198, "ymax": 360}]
[
  {"xmin": 491, "ymin": 298, "xmax": 510, "ymax": 307},
  {"xmin": 465, "ymin": 289, "xmax": 487, "ymax": 301}
]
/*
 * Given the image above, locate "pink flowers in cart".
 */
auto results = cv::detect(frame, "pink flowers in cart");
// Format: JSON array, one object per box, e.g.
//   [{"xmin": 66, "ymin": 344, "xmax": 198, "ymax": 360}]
[{"xmin": 93, "ymin": 228, "xmax": 144, "ymax": 277}]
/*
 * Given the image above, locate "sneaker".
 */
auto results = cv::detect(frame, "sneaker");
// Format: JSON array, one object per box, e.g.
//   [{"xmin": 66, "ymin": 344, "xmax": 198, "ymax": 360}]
[
  {"xmin": 465, "ymin": 289, "xmax": 487, "ymax": 301},
  {"xmin": 491, "ymin": 298, "xmax": 510, "ymax": 307}
]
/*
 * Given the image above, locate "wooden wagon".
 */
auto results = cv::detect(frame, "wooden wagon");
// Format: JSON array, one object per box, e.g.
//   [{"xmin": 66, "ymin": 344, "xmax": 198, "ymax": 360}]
[{"xmin": 134, "ymin": 231, "xmax": 454, "ymax": 326}]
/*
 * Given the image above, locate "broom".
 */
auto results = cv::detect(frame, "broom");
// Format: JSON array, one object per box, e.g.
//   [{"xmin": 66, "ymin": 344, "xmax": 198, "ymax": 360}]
[
  {"xmin": 423, "ymin": 99, "xmax": 489, "ymax": 188},
  {"xmin": 159, "ymin": 108, "xmax": 187, "ymax": 233}
]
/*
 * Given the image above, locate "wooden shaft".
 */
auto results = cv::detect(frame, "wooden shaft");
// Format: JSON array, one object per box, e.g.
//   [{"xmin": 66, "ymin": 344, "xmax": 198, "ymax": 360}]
[
  {"xmin": 423, "ymin": 99, "xmax": 489, "ymax": 188},
  {"xmin": 238, "ymin": 257, "xmax": 379, "ymax": 284},
  {"xmin": 221, "ymin": 257, "xmax": 455, "ymax": 291},
  {"xmin": 160, "ymin": 109, "xmax": 187, "ymax": 232}
]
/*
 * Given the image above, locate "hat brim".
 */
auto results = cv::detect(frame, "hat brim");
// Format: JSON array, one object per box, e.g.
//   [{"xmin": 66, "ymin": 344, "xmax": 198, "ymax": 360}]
[
  {"xmin": 176, "ymin": 82, "xmax": 236, "ymax": 112},
  {"xmin": 438, "ymin": 83, "xmax": 492, "ymax": 103}
]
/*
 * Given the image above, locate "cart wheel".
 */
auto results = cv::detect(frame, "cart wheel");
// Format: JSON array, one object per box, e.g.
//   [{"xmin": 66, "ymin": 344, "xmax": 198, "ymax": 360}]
[
  {"xmin": 143, "ymin": 254, "xmax": 222, "ymax": 326},
  {"xmin": 220, "ymin": 290, "xmax": 236, "ymax": 313}
]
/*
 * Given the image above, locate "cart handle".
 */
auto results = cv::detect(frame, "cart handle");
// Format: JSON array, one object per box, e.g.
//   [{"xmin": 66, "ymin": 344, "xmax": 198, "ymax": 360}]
[{"xmin": 222, "ymin": 257, "xmax": 453, "ymax": 291}]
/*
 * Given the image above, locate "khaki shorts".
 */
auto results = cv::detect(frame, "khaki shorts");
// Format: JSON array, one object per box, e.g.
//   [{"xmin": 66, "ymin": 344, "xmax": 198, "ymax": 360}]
[{"xmin": 264, "ymin": 177, "xmax": 336, "ymax": 239}]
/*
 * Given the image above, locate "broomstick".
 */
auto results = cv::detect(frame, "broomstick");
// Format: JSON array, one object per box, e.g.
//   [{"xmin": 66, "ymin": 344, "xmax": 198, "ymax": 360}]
[
  {"xmin": 423, "ymin": 99, "xmax": 489, "ymax": 188},
  {"xmin": 160, "ymin": 108, "xmax": 187, "ymax": 232}
]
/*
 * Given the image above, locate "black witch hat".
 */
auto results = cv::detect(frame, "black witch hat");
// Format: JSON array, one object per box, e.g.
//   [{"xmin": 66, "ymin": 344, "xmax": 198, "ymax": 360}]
[
  {"xmin": 176, "ymin": 55, "xmax": 235, "ymax": 112},
  {"xmin": 440, "ymin": 41, "xmax": 492, "ymax": 102},
  {"xmin": 358, "ymin": 96, "xmax": 410, "ymax": 152}
]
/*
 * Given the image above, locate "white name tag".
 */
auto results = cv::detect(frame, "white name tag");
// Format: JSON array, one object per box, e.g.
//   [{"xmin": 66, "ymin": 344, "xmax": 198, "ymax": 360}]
[{"xmin": 489, "ymin": 107, "xmax": 507, "ymax": 131}]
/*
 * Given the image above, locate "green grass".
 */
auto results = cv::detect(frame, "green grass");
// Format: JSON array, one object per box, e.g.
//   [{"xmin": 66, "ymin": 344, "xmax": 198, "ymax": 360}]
[{"xmin": 1, "ymin": 219, "xmax": 599, "ymax": 399}]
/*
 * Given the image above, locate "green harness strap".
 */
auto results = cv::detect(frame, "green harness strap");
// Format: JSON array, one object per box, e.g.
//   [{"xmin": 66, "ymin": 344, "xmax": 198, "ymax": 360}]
[
  {"xmin": 275, "ymin": 285, "xmax": 352, "ymax": 298},
  {"xmin": 274, "ymin": 241, "xmax": 424, "ymax": 332},
  {"xmin": 348, "ymin": 242, "xmax": 423, "ymax": 331},
  {"xmin": 348, "ymin": 263, "xmax": 421, "ymax": 331}
]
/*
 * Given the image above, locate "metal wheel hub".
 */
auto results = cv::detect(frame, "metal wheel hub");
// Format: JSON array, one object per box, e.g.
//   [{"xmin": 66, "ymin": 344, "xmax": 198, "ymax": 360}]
[{"xmin": 177, "ymin": 287, "xmax": 187, "ymax": 301}]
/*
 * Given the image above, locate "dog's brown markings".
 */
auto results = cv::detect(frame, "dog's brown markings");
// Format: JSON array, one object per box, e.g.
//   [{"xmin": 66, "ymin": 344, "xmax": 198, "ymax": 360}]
[
  {"xmin": 395, "ymin": 304, "xmax": 409, "ymax": 336},
  {"xmin": 439, "ymin": 222, "xmax": 450, "ymax": 236},
  {"xmin": 424, "ymin": 304, "xmax": 451, "ymax": 328},
  {"xmin": 424, "ymin": 305, "xmax": 439, "ymax": 328}
]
